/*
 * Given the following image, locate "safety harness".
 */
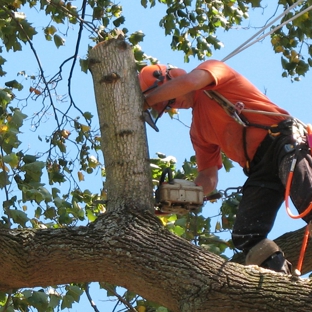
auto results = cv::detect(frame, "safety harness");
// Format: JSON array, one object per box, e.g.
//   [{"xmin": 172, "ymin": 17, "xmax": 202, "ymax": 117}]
[
  {"xmin": 203, "ymin": 89, "xmax": 300, "ymax": 173},
  {"xmin": 204, "ymin": 89, "xmax": 312, "ymax": 275}
]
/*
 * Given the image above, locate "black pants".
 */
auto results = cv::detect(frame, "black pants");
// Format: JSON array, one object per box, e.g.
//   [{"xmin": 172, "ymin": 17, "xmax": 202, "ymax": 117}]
[{"xmin": 232, "ymin": 132, "xmax": 312, "ymax": 253}]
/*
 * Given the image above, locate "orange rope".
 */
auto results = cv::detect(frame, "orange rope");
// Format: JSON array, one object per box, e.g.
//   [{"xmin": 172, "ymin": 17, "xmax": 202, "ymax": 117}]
[
  {"xmin": 285, "ymin": 162, "xmax": 312, "ymax": 219},
  {"xmin": 295, "ymin": 224, "xmax": 310, "ymax": 275},
  {"xmin": 284, "ymin": 139, "xmax": 312, "ymax": 274}
]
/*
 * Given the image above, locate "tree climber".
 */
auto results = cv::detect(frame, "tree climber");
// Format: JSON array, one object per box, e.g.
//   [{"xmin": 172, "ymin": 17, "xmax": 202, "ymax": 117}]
[{"xmin": 139, "ymin": 59, "xmax": 312, "ymax": 274}]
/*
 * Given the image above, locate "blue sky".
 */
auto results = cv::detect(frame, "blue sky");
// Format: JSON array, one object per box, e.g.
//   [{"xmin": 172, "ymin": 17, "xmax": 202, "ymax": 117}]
[{"xmin": 2, "ymin": 0, "xmax": 312, "ymax": 310}]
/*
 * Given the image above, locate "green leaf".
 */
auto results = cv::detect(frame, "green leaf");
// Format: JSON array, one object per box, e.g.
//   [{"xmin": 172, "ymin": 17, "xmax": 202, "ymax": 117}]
[
  {"xmin": 222, "ymin": 153, "xmax": 234, "ymax": 172},
  {"xmin": 124, "ymin": 290, "xmax": 137, "ymax": 301},
  {"xmin": 86, "ymin": 209, "xmax": 97, "ymax": 222},
  {"xmin": 58, "ymin": 212, "xmax": 72, "ymax": 225},
  {"xmin": 10, "ymin": 109, "xmax": 28, "ymax": 128},
  {"xmin": 44, "ymin": 206, "xmax": 57, "ymax": 219},
  {"xmin": 45, "ymin": 25, "xmax": 57, "ymax": 35},
  {"xmin": 248, "ymin": 0, "xmax": 261, "ymax": 7},
  {"xmin": 113, "ymin": 16, "xmax": 125, "ymax": 27},
  {"xmin": 79, "ymin": 58, "xmax": 89, "ymax": 73},
  {"xmin": 53, "ymin": 34, "xmax": 65, "ymax": 48},
  {"xmin": 141, "ymin": 0, "xmax": 147, "ymax": 8},
  {"xmin": 171, "ymin": 225, "xmax": 185, "ymax": 236},
  {"xmin": 174, "ymin": 217, "xmax": 186, "ymax": 227},
  {"xmin": 0, "ymin": 89, "xmax": 12, "ymax": 106},
  {"xmin": 0, "ymin": 171, "xmax": 9, "ymax": 189},
  {"xmin": 83, "ymin": 111, "xmax": 93, "ymax": 120},
  {"xmin": 66, "ymin": 285, "xmax": 83, "ymax": 303},
  {"xmin": 27, "ymin": 290, "xmax": 49, "ymax": 312},
  {"xmin": 0, "ymin": 56, "xmax": 6, "ymax": 66},
  {"xmin": 5, "ymin": 80, "xmax": 23, "ymax": 91},
  {"xmin": 49, "ymin": 294, "xmax": 61, "ymax": 308},
  {"xmin": 22, "ymin": 161, "xmax": 45, "ymax": 183},
  {"xmin": 92, "ymin": 7, "xmax": 104, "ymax": 20},
  {"xmin": 99, "ymin": 282, "xmax": 116, "ymax": 297},
  {"xmin": 296, "ymin": 60, "xmax": 309, "ymax": 76},
  {"xmin": 35, "ymin": 207, "xmax": 42, "ymax": 218},
  {"xmin": 23, "ymin": 154, "xmax": 38, "ymax": 164},
  {"xmin": 61, "ymin": 294, "xmax": 75, "ymax": 309},
  {"xmin": 19, "ymin": 20, "xmax": 38, "ymax": 41},
  {"xmin": 3, "ymin": 153, "xmax": 19, "ymax": 168},
  {"xmin": 9, "ymin": 209, "xmax": 29, "ymax": 227},
  {"xmin": 129, "ymin": 31, "xmax": 145, "ymax": 45},
  {"xmin": 0, "ymin": 291, "xmax": 6, "ymax": 304}
]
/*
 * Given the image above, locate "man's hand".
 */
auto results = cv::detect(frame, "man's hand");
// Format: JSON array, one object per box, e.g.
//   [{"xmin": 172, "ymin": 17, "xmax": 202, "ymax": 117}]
[{"xmin": 194, "ymin": 166, "xmax": 218, "ymax": 195}]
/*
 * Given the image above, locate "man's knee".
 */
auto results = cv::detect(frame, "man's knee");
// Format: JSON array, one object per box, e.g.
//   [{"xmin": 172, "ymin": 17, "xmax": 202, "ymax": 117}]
[{"xmin": 231, "ymin": 230, "xmax": 265, "ymax": 252}]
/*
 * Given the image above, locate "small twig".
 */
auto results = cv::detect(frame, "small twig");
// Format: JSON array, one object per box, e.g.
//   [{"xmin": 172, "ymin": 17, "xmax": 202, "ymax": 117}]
[
  {"xmin": 84, "ymin": 283, "xmax": 101, "ymax": 312},
  {"xmin": 105, "ymin": 285, "xmax": 138, "ymax": 312},
  {"xmin": 60, "ymin": 0, "xmax": 91, "ymax": 126},
  {"xmin": 4, "ymin": 7, "xmax": 61, "ymax": 129}
]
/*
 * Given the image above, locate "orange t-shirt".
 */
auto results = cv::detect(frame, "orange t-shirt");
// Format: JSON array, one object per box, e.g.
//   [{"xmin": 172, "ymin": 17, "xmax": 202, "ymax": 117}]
[{"xmin": 190, "ymin": 60, "xmax": 290, "ymax": 171}]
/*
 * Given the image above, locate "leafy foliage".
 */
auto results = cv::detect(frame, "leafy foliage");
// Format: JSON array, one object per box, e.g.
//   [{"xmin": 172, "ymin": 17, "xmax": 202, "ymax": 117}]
[
  {"xmin": 0, "ymin": 0, "xmax": 312, "ymax": 311},
  {"xmin": 270, "ymin": 0, "xmax": 312, "ymax": 81}
]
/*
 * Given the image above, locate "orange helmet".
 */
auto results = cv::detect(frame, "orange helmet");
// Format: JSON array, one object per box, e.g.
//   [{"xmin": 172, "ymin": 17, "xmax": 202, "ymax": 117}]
[
  {"xmin": 138, "ymin": 64, "xmax": 187, "ymax": 94},
  {"xmin": 138, "ymin": 64, "xmax": 187, "ymax": 117},
  {"xmin": 139, "ymin": 64, "xmax": 168, "ymax": 94}
]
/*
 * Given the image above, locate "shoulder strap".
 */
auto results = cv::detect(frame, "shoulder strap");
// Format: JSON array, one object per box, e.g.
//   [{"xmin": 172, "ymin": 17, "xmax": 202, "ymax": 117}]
[{"xmin": 203, "ymin": 90, "xmax": 249, "ymax": 127}]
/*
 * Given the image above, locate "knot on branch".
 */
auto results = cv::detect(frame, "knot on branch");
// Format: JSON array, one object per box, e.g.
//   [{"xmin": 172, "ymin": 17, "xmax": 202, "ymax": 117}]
[
  {"xmin": 88, "ymin": 58, "xmax": 101, "ymax": 70},
  {"xmin": 118, "ymin": 129, "xmax": 133, "ymax": 137},
  {"xmin": 100, "ymin": 72, "xmax": 120, "ymax": 84}
]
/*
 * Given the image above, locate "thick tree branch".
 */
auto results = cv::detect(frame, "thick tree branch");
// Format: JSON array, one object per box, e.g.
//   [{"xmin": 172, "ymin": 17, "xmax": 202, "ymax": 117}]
[{"xmin": 0, "ymin": 210, "xmax": 312, "ymax": 312}]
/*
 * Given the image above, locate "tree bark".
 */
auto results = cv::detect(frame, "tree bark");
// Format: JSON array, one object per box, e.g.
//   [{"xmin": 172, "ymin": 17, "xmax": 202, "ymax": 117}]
[
  {"xmin": 1, "ymin": 38, "xmax": 311, "ymax": 312},
  {"xmin": 88, "ymin": 36, "xmax": 154, "ymax": 213},
  {"xmin": 0, "ymin": 210, "xmax": 311, "ymax": 312}
]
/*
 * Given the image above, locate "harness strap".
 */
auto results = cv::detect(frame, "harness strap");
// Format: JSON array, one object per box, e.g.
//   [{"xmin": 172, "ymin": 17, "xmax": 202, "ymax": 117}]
[
  {"xmin": 242, "ymin": 127, "xmax": 250, "ymax": 172},
  {"xmin": 203, "ymin": 90, "xmax": 296, "ymax": 172}
]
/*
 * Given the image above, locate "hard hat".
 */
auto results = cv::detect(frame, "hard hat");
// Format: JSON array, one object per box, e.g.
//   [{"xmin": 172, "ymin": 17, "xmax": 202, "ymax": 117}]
[
  {"xmin": 138, "ymin": 64, "xmax": 187, "ymax": 118},
  {"xmin": 138, "ymin": 64, "xmax": 187, "ymax": 94},
  {"xmin": 138, "ymin": 64, "xmax": 168, "ymax": 94}
]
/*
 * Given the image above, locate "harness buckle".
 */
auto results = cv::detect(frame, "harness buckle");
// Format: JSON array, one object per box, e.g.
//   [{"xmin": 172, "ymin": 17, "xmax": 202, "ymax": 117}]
[{"xmin": 268, "ymin": 124, "xmax": 280, "ymax": 137}]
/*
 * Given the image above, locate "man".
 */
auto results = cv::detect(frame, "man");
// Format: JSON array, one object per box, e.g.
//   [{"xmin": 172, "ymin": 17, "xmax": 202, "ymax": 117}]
[{"xmin": 138, "ymin": 59, "xmax": 312, "ymax": 274}]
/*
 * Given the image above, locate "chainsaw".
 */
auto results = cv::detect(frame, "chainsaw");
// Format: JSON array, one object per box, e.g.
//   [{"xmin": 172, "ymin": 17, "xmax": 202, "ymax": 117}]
[{"xmin": 155, "ymin": 168, "xmax": 222, "ymax": 215}]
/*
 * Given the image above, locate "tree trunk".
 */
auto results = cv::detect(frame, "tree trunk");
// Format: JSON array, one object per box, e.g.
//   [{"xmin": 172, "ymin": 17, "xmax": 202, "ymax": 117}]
[
  {"xmin": 0, "ymin": 38, "xmax": 312, "ymax": 312},
  {"xmin": 88, "ymin": 37, "xmax": 154, "ymax": 213}
]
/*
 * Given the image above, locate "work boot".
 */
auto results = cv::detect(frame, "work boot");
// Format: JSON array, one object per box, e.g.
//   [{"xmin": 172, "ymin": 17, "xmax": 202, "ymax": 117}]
[
  {"xmin": 260, "ymin": 251, "xmax": 292, "ymax": 275},
  {"xmin": 245, "ymin": 238, "xmax": 292, "ymax": 275}
]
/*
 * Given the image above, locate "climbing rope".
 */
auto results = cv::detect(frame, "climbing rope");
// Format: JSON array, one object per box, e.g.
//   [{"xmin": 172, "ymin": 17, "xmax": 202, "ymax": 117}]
[
  {"xmin": 222, "ymin": 0, "xmax": 309, "ymax": 62},
  {"xmin": 283, "ymin": 124, "xmax": 312, "ymax": 275}
]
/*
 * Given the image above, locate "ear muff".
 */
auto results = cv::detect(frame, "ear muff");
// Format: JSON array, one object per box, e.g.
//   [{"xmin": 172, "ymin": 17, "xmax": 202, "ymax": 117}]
[{"xmin": 138, "ymin": 64, "xmax": 168, "ymax": 94}]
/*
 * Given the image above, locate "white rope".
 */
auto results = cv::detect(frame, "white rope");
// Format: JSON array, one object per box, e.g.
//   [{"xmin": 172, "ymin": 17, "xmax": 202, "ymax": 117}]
[{"xmin": 222, "ymin": 0, "xmax": 306, "ymax": 62}]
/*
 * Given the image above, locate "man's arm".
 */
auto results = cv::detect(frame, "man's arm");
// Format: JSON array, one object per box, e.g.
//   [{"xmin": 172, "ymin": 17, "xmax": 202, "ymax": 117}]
[
  {"xmin": 144, "ymin": 69, "xmax": 215, "ymax": 108},
  {"xmin": 194, "ymin": 166, "xmax": 218, "ymax": 195}
]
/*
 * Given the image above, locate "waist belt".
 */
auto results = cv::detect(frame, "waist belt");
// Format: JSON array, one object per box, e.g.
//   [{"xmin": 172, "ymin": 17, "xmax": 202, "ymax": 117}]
[{"xmin": 244, "ymin": 119, "xmax": 294, "ymax": 173}]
